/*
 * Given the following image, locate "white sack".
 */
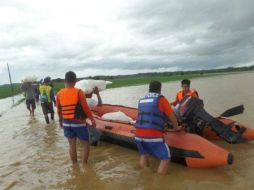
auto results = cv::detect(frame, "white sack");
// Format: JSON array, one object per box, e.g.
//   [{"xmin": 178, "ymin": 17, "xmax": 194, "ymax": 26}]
[
  {"xmin": 102, "ymin": 111, "xmax": 134, "ymax": 123},
  {"xmin": 23, "ymin": 76, "xmax": 37, "ymax": 83},
  {"xmin": 76, "ymin": 79, "xmax": 112, "ymax": 94}
]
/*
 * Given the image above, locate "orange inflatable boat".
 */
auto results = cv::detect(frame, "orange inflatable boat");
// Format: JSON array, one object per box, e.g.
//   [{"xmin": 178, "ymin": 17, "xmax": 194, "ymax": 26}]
[{"xmin": 92, "ymin": 104, "xmax": 235, "ymax": 168}]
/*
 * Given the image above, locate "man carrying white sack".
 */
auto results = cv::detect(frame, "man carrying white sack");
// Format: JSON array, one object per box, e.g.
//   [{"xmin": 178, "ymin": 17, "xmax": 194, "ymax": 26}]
[
  {"xmin": 85, "ymin": 86, "xmax": 103, "ymax": 108},
  {"xmin": 76, "ymin": 79, "xmax": 110, "ymax": 108},
  {"xmin": 20, "ymin": 79, "xmax": 38, "ymax": 117},
  {"xmin": 76, "ymin": 79, "xmax": 112, "ymax": 145},
  {"xmin": 75, "ymin": 83, "xmax": 103, "ymax": 145}
]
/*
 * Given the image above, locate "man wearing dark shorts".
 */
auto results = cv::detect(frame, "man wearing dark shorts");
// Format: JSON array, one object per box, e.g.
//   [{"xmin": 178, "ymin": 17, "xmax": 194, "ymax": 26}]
[
  {"xmin": 21, "ymin": 82, "xmax": 38, "ymax": 117},
  {"xmin": 39, "ymin": 77, "xmax": 56, "ymax": 124},
  {"xmin": 41, "ymin": 101, "xmax": 54, "ymax": 116}
]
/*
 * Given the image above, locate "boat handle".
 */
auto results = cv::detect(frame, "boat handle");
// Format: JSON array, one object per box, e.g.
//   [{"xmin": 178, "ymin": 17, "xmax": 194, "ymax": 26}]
[
  {"xmin": 105, "ymin": 126, "xmax": 113, "ymax": 130},
  {"xmin": 130, "ymin": 130, "xmax": 136, "ymax": 134}
]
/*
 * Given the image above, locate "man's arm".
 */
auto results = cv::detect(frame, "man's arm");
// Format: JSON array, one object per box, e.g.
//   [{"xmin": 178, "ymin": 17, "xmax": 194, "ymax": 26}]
[
  {"xmin": 93, "ymin": 87, "xmax": 102, "ymax": 106},
  {"xmin": 158, "ymin": 97, "xmax": 182, "ymax": 131},
  {"xmin": 56, "ymin": 94, "xmax": 63, "ymax": 128},
  {"xmin": 56, "ymin": 94, "xmax": 61, "ymax": 118},
  {"xmin": 50, "ymin": 89, "xmax": 56, "ymax": 105},
  {"xmin": 79, "ymin": 90, "xmax": 96, "ymax": 127},
  {"xmin": 20, "ymin": 83, "xmax": 27, "ymax": 91},
  {"xmin": 35, "ymin": 90, "xmax": 40, "ymax": 101},
  {"xmin": 167, "ymin": 113, "xmax": 181, "ymax": 131},
  {"xmin": 192, "ymin": 90, "xmax": 199, "ymax": 98},
  {"xmin": 170, "ymin": 94, "xmax": 179, "ymax": 106}
]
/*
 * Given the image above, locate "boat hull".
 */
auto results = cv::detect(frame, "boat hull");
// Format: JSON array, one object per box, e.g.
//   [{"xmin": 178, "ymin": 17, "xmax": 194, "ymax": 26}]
[{"xmin": 92, "ymin": 104, "xmax": 234, "ymax": 168}]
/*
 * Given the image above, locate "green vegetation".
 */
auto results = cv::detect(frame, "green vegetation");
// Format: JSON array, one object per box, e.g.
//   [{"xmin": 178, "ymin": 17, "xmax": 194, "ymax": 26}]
[
  {"xmin": 52, "ymin": 82, "xmax": 65, "ymax": 94},
  {"xmin": 0, "ymin": 82, "xmax": 65, "ymax": 99},
  {"xmin": 0, "ymin": 84, "xmax": 22, "ymax": 99},
  {"xmin": 106, "ymin": 73, "xmax": 214, "ymax": 88},
  {"xmin": 1, "ymin": 65, "xmax": 254, "ymax": 99},
  {"xmin": 52, "ymin": 73, "xmax": 213, "ymax": 90}
]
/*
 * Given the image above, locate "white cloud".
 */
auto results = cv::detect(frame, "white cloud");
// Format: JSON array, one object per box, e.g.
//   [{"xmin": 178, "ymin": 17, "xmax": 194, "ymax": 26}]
[{"xmin": 0, "ymin": 0, "xmax": 253, "ymax": 84}]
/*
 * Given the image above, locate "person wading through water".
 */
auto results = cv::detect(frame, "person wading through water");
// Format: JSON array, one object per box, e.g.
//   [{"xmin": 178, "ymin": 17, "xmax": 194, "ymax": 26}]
[
  {"xmin": 38, "ymin": 77, "xmax": 56, "ymax": 124},
  {"xmin": 20, "ymin": 81, "xmax": 38, "ymax": 117},
  {"xmin": 135, "ymin": 81, "xmax": 182, "ymax": 175},
  {"xmin": 56, "ymin": 71, "xmax": 96, "ymax": 164}
]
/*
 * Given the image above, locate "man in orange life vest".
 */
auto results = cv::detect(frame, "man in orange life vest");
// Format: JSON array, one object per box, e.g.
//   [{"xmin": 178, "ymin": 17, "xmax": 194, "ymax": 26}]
[
  {"xmin": 172, "ymin": 79, "xmax": 199, "ymax": 106},
  {"xmin": 56, "ymin": 71, "xmax": 96, "ymax": 164},
  {"xmin": 135, "ymin": 81, "xmax": 182, "ymax": 175}
]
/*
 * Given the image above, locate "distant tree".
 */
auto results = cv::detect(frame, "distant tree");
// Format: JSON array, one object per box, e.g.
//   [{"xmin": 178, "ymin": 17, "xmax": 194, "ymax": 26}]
[{"xmin": 53, "ymin": 78, "xmax": 64, "ymax": 82}]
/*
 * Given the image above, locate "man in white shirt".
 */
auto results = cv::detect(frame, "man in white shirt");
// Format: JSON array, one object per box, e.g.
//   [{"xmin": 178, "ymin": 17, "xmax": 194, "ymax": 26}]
[
  {"xmin": 85, "ymin": 86, "xmax": 102, "ymax": 145},
  {"xmin": 86, "ymin": 87, "xmax": 102, "ymax": 108}
]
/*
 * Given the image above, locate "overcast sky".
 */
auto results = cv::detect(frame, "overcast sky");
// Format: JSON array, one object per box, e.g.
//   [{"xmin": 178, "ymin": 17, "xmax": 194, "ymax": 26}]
[{"xmin": 0, "ymin": 0, "xmax": 254, "ymax": 84}]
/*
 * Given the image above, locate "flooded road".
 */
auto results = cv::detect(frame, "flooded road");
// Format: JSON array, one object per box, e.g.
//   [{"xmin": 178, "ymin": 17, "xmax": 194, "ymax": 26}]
[
  {"xmin": 0, "ymin": 72, "xmax": 254, "ymax": 190},
  {"xmin": 0, "ymin": 95, "xmax": 24, "ymax": 116}
]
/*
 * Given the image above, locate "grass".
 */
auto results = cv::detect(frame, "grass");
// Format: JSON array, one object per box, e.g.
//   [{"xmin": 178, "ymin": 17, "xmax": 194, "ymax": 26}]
[
  {"xmin": 51, "ymin": 73, "xmax": 211, "ymax": 91},
  {"xmin": 0, "ymin": 84, "xmax": 22, "ymax": 99},
  {"xmin": 106, "ymin": 73, "xmax": 220, "ymax": 89},
  {"xmin": 0, "ymin": 82, "xmax": 65, "ymax": 99},
  {"xmin": 52, "ymin": 82, "xmax": 65, "ymax": 94}
]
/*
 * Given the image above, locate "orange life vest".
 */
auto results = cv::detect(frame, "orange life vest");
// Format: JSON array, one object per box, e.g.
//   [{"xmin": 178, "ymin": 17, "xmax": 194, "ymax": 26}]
[
  {"xmin": 57, "ymin": 88, "xmax": 87, "ymax": 120},
  {"xmin": 176, "ymin": 89, "xmax": 199, "ymax": 102}
]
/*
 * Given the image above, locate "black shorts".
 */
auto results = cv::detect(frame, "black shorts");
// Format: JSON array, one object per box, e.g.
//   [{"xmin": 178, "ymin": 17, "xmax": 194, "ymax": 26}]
[
  {"xmin": 26, "ymin": 99, "xmax": 36, "ymax": 110},
  {"xmin": 41, "ymin": 102, "xmax": 54, "ymax": 115}
]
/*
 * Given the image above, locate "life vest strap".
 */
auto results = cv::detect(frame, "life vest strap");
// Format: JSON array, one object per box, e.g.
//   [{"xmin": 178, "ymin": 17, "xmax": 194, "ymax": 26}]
[
  {"xmin": 61, "ymin": 108, "xmax": 76, "ymax": 112},
  {"xmin": 61, "ymin": 104, "xmax": 77, "ymax": 107},
  {"xmin": 138, "ymin": 112, "xmax": 165, "ymax": 119},
  {"xmin": 136, "ymin": 120, "xmax": 164, "ymax": 128},
  {"xmin": 62, "ymin": 112, "xmax": 77, "ymax": 115}
]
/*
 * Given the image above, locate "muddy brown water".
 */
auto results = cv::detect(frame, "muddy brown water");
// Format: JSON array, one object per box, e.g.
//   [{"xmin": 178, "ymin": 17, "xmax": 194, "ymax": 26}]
[{"xmin": 0, "ymin": 72, "xmax": 254, "ymax": 190}]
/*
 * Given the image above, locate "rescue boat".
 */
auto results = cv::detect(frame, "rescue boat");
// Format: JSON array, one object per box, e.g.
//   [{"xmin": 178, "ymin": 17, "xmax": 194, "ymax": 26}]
[{"xmin": 92, "ymin": 104, "xmax": 234, "ymax": 168}]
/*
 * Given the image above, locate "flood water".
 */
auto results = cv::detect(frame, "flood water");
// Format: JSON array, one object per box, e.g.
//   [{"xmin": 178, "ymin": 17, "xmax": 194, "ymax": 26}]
[{"xmin": 0, "ymin": 72, "xmax": 254, "ymax": 190}]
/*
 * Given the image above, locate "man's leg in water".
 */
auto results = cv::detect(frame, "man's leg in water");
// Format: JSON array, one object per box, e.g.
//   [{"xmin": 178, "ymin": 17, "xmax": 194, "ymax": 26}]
[
  {"xmin": 151, "ymin": 141, "xmax": 170, "ymax": 175},
  {"xmin": 88, "ymin": 125, "xmax": 102, "ymax": 146},
  {"xmin": 50, "ymin": 113, "xmax": 54, "ymax": 120},
  {"xmin": 139, "ymin": 154, "xmax": 150, "ymax": 168},
  {"xmin": 41, "ymin": 103, "xmax": 50, "ymax": 124},
  {"xmin": 48, "ymin": 102, "xmax": 54, "ymax": 121},
  {"xmin": 31, "ymin": 109, "xmax": 35, "ymax": 117},
  {"xmin": 44, "ymin": 114, "xmax": 49, "ymax": 124},
  {"xmin": 26, "ymin": 100, "xmax": 31, "ymax": 115},
  {"xmin": 135, "ymin": 139, "xmax": 150, "ymax": 168},
  {"xmin": 80, "ymin": 140, "xmax": 90, "ymax": 164},
  {"xmin": 31, "ymin": 99, "xmax": 36, "ymax": 117},
  {"xmin": 157, "ymin": 160, "xmax": 169, "ymax": 175},
  {"xmin": 67, "ymin": 137, "xmax": 78, "ymax": 163}
]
